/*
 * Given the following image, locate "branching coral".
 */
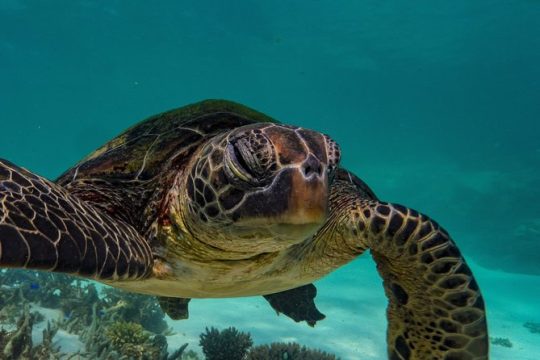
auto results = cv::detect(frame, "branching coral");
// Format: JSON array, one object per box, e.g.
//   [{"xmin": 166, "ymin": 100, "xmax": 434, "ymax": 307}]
[
  {"xmin": 247, "ymin": 342, "xmax": 339, "ymax": 360},
  {"xmin": 197, "ymin": 327, "xmax": 339, "ymax": 360},
  {"xmin": 0, "ymin": 270, "xmax": 101, "ymax": 336},
  {"xmin": 106, "ymin": 321, "xmax": 151, "ymax": 349},
  {"xmin": 33, "ymin": 320, "xmax": 63, "ymax": 359},
  {"xmin": 199, "ymin": 327, "xmax": 253, "ymax": 360},
  {"xmin": 0, "ymin": 269, "xmax": 179, "ymax": 359},
  {"xmin": 0, "ymin": 305, "xmax": 33, "ymax": 360},
  {"xmin": 105, "ymin": 321, "xmax": 159, "ymax": 359},
  {"xmin": 0, "ymin": 305, "xmax": 63, "ymax": 360},
  {"xmin": 103, "ymin": 321, "xmax": 188, "ymax": 360}
]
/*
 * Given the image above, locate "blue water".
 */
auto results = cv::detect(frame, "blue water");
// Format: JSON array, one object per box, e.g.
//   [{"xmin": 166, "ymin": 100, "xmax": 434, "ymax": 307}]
[{"xmin": 0, "ymin": 1, "xmax": 539, "ymax": 359}]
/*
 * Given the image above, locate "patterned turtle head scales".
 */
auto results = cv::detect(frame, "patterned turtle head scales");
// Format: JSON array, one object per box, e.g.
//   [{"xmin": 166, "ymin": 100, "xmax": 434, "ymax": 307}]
[{"xmin": 180, "ymin": 123, "xmax": 341, "ymax": 252}]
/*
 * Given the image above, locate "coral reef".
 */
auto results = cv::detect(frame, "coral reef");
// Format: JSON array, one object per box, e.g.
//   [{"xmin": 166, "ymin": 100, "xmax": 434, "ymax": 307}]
[
  {"xmin": 0, "ymin": 270, "xmax": 100, "ymax": 336},
  {"xmin": 247, "ymin": 342, "xmax": 339, "ymax": 360},
  {"xmin": 82, "ymin": 312, "xmax": 187, "ymax": 360},
  {"xmin": 101, "ymin": 287, "xmax": 169, "ymax": 334},
  {"xmin": 0, "ymin": 270, "xmax": 341, "ymax": 359},
  {"xmin": 0, "ymin": 269, "xmax": 169, "ymax": 336},
  {"xmin": 490, "ymin": 337, "xmax": 513, "ymax": 348},
  {"xmin": 0, "ymin": 270, "xmax": 185, "ymax": 359},
  {"xmin": 199, "ymin": 327, "xmax": 253, "ymax": 360}
]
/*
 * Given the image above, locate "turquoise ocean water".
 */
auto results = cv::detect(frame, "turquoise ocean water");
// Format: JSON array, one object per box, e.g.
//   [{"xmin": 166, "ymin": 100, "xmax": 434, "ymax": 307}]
[{"xmin": 0, "ymin": 1, "xmax": 539, "ymax": 359}]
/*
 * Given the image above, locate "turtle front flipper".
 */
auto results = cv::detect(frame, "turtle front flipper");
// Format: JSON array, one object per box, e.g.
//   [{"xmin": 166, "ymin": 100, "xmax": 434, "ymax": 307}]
[
  {"xmin": 326, "ymin": 172, "xmax": 488, "ymax": 360},
  {"xmin": 0, "ymin": 159, "xmax": 153, "ymax": 280},
  {"xmin": 264, "ymin": 284, "xmax": 326, "ymax": 327}
]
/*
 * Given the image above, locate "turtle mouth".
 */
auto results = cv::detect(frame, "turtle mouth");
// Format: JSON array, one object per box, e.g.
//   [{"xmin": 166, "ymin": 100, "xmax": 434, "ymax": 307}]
[{"xmin": 233, "ymin": 221, "xmax": 323, "ymax": 244}]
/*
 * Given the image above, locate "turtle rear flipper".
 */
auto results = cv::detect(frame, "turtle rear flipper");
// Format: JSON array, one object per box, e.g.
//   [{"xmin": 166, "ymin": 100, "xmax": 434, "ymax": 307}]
[
  {"xmin": 0, "ymin": 159, "xmax": 153, "ymax": 280},
  {"xmin": 158, "ymin": 296, "xmax": 191, "ymax": 320},
  {"xmin": 264, "ymin": 284, "xmax": 326, "ymax": 327}
]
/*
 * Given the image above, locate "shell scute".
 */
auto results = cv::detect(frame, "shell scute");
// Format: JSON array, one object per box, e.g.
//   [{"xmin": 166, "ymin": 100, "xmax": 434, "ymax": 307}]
[{"xmin": 56, "ymin": 100, "xmax": 278, "ymax": 184}]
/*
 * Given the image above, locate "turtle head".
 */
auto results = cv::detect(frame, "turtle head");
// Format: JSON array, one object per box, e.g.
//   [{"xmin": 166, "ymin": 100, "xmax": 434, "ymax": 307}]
[{"xmin": 181, "ymin": 123, "xmax": 341, "ymax": 252}]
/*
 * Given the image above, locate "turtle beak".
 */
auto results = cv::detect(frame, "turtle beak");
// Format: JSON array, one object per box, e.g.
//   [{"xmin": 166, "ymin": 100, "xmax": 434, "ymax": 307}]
[
  {"xmin": 282, "ymin": 155, "xmax": 328, "ymax": 225},
  {"xmin": 233, "ymin": 156, "xmax": 329, "ymax": 236},
  {"xmin": 266, "ymin": 165, "xmax": 328, "ymax": 241}
]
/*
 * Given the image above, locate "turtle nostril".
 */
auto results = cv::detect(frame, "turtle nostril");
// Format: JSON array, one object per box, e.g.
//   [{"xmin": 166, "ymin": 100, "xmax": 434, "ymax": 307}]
[{"xmin": 301, "ymin": 155, "xmax": 323, "ymax": 178}]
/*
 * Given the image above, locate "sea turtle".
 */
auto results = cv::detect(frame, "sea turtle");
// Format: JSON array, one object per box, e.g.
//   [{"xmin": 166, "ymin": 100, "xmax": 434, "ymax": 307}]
[{"xmin": 0, "ymin": 100, "xmax": 488, "ymax": 359}]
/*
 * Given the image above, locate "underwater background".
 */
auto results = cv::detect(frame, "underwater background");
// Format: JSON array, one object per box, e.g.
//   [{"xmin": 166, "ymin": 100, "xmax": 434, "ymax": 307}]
[{"xmin": 0, "ymin": 1, "xmax": 539, "ymax": 359}]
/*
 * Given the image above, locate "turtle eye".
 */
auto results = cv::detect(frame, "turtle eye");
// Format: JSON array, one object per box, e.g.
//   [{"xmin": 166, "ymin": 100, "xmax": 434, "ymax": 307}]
[
  {"xmin": 232, "ymin": 139, "xmax": 259, "ymax": 178},
  {"xmin": 225, "ymin": 141, "xmax": 255, "ymax": 183},
  {"xmin": 225, "ymin": 131, "xmax": 276, "ymax": 185}
]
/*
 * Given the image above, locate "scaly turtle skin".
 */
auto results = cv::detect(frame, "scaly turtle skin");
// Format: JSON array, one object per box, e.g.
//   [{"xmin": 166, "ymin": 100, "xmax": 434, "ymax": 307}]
[{"xmin": 0, "ymin": 100, "xmax": 488, "ymax": 359}]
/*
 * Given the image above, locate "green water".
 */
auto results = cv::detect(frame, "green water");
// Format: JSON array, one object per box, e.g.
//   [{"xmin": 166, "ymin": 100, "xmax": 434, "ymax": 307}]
[{"xmin": 0, "ymin": 1, "xmax": 539, "ymax": 359}]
